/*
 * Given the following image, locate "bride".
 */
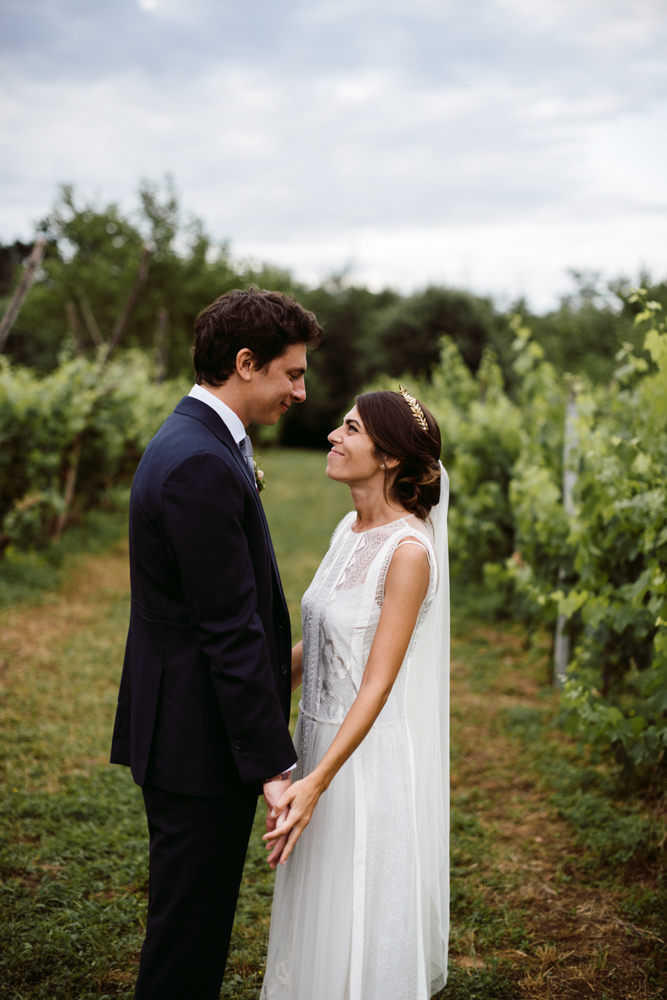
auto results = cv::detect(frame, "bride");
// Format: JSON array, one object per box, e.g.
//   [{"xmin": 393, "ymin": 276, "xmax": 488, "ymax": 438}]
[{"xmin": 261, "ymin": 388, "xmax": 450, "ymax": 1000}]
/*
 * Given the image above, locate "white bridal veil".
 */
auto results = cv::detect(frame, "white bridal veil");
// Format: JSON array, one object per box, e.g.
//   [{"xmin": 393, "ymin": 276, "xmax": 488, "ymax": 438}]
[{"xmin": 405, "ymin": 461, "xmax": 450, "ymax": 994}]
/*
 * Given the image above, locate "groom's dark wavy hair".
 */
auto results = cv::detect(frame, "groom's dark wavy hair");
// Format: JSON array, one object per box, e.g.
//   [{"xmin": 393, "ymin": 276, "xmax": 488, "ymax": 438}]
[{"xmin": 192, "ymin": 287, "xmax": 322, "ymax": 386}]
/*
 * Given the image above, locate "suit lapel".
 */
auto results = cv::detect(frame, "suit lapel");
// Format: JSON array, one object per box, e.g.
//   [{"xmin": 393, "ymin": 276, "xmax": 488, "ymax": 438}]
[
  {"xmin": 174, "ymin": 397, "xmax": 289, "ymax": 619},
  {"xmin": 174, "ymin": 395, "xmax": 255, "ymax": 485}
]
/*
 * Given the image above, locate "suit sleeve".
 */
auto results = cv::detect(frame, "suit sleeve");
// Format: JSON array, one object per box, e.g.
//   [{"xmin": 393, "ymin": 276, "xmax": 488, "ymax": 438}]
[{"xmin": 159, "ymin": 451, "xmax": 297, "ymax": 783}]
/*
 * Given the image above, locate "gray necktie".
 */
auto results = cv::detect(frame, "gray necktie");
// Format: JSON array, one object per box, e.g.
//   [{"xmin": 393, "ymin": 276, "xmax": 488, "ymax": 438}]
[{"xmin": 239, "ymin": 434, "xmax": 255, "ymax": 482}]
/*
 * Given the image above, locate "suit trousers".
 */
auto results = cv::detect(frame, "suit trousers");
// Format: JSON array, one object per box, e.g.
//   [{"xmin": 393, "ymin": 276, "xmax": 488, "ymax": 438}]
[{"xmin": 134, "ymin": 785, "xmax": 258, "ymax": 1000}]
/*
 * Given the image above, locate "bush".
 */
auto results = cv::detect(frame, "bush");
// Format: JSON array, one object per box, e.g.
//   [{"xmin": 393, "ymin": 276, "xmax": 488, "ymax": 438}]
[
  {"xmin": 0, "ymin": 349, "xmax": 187, "ymax": 554},
  {"xmin": 408, "ymin": 293, "xmax": 667, "ymax": 792},
  {"xmin": 515, "ymin": 294, "xmax": 667, "ymax": 789}
]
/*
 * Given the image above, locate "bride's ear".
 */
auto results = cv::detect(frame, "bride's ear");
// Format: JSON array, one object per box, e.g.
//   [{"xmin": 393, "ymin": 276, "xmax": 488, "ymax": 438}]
[{"xmin": 380, "ymin": 454, "xmax": 400, "ymax": 471}]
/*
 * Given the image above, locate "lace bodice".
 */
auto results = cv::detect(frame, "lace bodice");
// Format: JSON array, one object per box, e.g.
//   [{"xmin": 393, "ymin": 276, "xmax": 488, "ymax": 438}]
[{"xmin": 298, "ymin": 512, "xmax": 437, "ymax": 742}]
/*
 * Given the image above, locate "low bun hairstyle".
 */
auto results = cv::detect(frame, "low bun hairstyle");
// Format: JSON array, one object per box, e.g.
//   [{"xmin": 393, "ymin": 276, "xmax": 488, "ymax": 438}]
[{"xmin": 355, "ymin": 390, "xmax": 442, "ymax": 521}]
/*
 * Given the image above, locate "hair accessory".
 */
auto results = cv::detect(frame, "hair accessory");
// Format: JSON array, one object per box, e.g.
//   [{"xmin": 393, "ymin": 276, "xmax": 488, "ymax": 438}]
[{"xmin": 398, "ymin": 384, "xmax": 429, "ymax": 433}]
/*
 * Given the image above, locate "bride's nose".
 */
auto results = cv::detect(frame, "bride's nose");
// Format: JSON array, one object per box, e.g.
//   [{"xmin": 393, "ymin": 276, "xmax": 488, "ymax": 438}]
[{"xmin": 328, "ymin": 425, "xmax": 343, "ymax": 445}]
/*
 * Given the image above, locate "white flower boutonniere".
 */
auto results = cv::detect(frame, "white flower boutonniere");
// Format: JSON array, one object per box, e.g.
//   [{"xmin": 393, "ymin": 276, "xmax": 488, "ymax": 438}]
[{"xmin": 253, "ymin": 459, "xmax": 266, "ymax": 492}]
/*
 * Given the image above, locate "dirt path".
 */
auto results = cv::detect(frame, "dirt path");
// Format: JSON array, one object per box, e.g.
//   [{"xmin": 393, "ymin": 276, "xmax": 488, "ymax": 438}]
[
  {"xmin": 0, "ymin": 542, "xmax": 131, "ymax": 790},
  {"xmin": 0, "ymin": 541, "xmax": 130, "ymax": 680},
  {"xmin": 448, "ymin": 624, "xmax": 664, "ymax": 998}
]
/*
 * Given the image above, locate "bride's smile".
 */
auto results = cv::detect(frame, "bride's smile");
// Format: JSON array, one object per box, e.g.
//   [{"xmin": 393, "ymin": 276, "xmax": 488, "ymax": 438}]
[{"xmin": 326, "ymin": 405, "xmax": 399, "ymax": 487}]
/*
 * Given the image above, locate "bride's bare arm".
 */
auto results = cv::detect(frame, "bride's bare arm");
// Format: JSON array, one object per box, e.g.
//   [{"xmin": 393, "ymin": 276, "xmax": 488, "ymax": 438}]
[
  {"xmin": 291, "ymin": 640, "xmax": 303, "ymax": 692},
  {"xmin": 264, "ymin": 541, "xmax": 429, "ymax": 865}
]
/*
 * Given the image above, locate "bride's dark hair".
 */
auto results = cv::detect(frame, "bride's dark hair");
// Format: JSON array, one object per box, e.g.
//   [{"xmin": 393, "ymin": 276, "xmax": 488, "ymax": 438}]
[{"xmin": 355, "ymin": 390, "xmax": 442, "ymax": 521}]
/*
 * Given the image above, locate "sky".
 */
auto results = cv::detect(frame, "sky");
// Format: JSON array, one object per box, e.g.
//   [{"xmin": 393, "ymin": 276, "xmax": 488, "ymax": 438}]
[{"xmin": 1, "ymin": 0, "xmax": 666, "ymax": 310}]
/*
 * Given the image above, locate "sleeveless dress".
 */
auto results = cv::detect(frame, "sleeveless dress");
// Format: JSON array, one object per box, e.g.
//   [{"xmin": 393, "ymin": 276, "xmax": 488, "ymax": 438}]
[{"xmin": 260, "ymin": 512, "xmax": 440, "ymax": 1000}]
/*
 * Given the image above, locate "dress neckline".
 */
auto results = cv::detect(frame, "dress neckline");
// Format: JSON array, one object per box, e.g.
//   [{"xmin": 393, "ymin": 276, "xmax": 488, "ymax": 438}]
[{"xmin": 348, "ymin": 513, "xmax": 416, "ymax": 536}]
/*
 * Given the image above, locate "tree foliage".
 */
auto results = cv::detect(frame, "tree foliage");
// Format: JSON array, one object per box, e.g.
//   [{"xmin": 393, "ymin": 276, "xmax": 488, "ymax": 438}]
[
  {"xmin": 5, "ymin": 183, "xmax": 660, "ymax": 449},
  {"xmin": 367, "ymin": 285, "xmax": 511, "ymax": 381},
  {"xmin": 3, "ymin": 182, "xmax": 271, "ymax": 373},
  {"xmin": 0, "ymin": 349, "xmax": 187, "ymax": 552}
]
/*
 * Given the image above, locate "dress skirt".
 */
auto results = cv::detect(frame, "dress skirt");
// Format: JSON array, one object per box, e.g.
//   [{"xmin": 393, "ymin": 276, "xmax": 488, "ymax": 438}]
[
  {"xmin": 260, "ymin": 710, "xmax": 428, "ymax": 1000},
  {"xmin": 260, "ymin": 714, "xmax": 354, "ymax": 1000}
]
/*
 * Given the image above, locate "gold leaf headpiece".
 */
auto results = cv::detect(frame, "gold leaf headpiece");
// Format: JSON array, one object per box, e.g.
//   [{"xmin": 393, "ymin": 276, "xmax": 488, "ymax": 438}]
[{"xmin": 398, "ymin": 384, "xmax": 429, "ymax": 433}]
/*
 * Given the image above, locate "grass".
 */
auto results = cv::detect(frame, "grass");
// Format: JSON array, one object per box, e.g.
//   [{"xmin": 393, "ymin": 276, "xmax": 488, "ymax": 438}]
[
  {"xmin": 1, "ymin": 449, "xmax": 666, "ymax": 998},
  {"xmin": 257, "ymin": 448, "xmax": 353, "ymax": 643},
  {"xmin": 0, "ymin": 489, "xmax": 131, "ymax": 610},
  {"xmin": 445, "ymin": 619, "xmax": 666, "ymax": 998},
  {"xmin": 0, "ymin": 539, "xmax": 145, "ymax": 997}
]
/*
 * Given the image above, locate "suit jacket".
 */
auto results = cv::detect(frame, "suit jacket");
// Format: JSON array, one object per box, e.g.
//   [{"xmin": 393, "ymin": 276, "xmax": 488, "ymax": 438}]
[{"xmin": 110, "ymin": 395, "xmax": 297, "ymax": 796}]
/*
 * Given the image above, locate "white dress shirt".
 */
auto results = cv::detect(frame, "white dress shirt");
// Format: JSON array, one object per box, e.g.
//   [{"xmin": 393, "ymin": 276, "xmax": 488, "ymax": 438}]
[{"xmin": 188, "ymin": 383, "xmax": 246, "ymax": 445}]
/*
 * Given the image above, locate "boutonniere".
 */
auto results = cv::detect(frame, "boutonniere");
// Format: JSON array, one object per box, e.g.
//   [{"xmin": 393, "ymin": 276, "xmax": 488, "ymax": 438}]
[{"xmin": 253, "ymin": 459, "xmax": 266, "ymax": 492}]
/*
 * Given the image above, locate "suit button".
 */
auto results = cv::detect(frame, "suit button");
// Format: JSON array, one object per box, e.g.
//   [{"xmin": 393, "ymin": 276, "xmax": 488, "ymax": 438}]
[
  {"xmin": 280, "ymin": 664, "xmax": 288, "ymax": 675},
  {"xmin": 234, "ymin": 741, "xmax": 243, "ymax": 750}
]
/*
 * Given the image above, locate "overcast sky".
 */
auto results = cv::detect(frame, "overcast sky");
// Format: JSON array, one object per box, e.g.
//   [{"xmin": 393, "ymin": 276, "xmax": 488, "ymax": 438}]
[{"xmin": 1, "ymin": 0, "xmax": 666, "ymax": 309}]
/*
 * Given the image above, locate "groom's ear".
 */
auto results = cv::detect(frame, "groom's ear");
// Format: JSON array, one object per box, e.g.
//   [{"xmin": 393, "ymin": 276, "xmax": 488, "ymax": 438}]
[{"xmin": 235, "ymin": 348, "xmax": 257, "ymax": 382}]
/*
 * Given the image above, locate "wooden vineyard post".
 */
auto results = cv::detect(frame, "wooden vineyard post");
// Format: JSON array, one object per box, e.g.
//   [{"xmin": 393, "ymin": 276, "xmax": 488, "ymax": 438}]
[
  {"xmin": 554, "ymin": 383, "xmax": 578, "ymax": 688},
  {"xmin": 0, "ymin": 238, "xmax": 47, "ymax": 351}
]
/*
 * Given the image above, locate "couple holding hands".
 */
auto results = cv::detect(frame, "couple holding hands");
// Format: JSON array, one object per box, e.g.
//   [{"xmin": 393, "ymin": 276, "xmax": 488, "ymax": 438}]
[{"xmin": 111, "ymin": 287, "xmax": 449, "ymax": 1000}]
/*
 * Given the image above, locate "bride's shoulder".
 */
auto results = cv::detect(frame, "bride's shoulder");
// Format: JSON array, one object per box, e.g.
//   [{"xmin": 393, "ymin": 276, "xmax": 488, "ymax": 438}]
[
  {"xmin": 388, "ymin": 522, "xmax": 437, "ymax": 580},
  {"xmin": 392, "ymin": 516, "xmax": 435, "ymax": 550}
]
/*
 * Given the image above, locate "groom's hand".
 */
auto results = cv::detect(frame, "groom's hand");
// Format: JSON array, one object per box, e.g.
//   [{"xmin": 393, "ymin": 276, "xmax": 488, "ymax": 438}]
[
  {"xmin": 262, "ymin": 774, "xmax": 322, "ymax": 866},
  {"xmin": 263, "ymin": 776, "xmax": 292, "ymax": 870}
]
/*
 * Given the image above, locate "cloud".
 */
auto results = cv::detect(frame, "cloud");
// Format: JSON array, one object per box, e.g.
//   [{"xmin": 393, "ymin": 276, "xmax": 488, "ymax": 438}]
[{"xmin": 0, "ymin": 0, "xmax": 666, "ymax": 308}]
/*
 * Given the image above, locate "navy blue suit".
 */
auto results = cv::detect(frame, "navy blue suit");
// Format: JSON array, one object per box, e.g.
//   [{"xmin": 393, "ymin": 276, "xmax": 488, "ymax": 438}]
[{"xmin": 110, "ymin": 395, "xmax": 297, "ymax": 999}]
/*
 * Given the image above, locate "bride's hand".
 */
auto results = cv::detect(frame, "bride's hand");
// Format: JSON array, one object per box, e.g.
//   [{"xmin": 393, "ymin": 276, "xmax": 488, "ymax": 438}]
[
  {"xmin": 265, "ymin": 806, "xmax": 290, "ymax": 869},
  {"xmin": 263, "ymin": 776, "xmax": 292, "ymax": 869},
  {"xmin": 262, "ymin": 774, "xmax": 323, "ymax": 865}
]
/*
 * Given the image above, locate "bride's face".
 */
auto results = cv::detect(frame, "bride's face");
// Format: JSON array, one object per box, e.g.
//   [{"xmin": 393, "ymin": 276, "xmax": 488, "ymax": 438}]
[{"xmin": 326, "ymin": 406, "xmax": 386, "ymax": 484}]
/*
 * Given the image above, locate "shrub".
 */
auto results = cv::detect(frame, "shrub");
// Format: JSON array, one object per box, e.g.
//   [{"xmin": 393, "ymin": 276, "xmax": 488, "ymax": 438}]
[{"xmin": 0, "ymin": 349, "xmax": 187, "ymax": 553}]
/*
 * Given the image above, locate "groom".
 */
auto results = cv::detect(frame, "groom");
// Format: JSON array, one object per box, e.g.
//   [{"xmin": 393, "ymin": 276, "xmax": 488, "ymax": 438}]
[{"xmin": 110, "ymin": 288, "xmax": 322, "ymax": 999}]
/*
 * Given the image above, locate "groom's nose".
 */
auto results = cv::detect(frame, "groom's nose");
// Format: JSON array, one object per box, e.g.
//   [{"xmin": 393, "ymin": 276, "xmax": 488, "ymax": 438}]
[{"xmin": 291, "ymin": 376, "xmax": 306, "ymax": 403}]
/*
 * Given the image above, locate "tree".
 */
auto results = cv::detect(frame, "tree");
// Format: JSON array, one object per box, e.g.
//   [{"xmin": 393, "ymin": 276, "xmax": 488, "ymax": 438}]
[
  {"xmin": 282, "ymin": 277, "xmax": 399, "ymax": 447},
  {"xmin": 368, "ymin": 285, "xmax": 511, "ymax": 383},
  {"xmin": 2, "ymin": 181, "xmax": 287, "ymax": 377}
]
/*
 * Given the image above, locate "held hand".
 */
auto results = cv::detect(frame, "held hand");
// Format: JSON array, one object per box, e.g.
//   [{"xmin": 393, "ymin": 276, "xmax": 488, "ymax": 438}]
[
  {"xmin": 262, "ymin": 773, "xmax": 323, "ymax": 866},
  {"xmin": 266, "ymin": 807, "xmax": 290, "ymax": 869},
  {"xmin": 263, "ymin": 774, "xmax": 292, "ymax": 819},
  {"xmin": 263, "ymin": 776, "xmax": 292, "ymax": 870}
]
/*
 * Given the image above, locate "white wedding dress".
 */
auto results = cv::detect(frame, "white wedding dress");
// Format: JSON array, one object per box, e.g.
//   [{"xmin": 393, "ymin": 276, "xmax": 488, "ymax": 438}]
[{"xmin": 261, "ymin": 474, "xmax": 450, "ymax": 1000}]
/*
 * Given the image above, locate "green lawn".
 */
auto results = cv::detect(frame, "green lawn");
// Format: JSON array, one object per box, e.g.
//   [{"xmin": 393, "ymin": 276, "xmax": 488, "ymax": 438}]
[{"xmin": 1, "ymin": 450, "xmax": 664, "ymax": 999}]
